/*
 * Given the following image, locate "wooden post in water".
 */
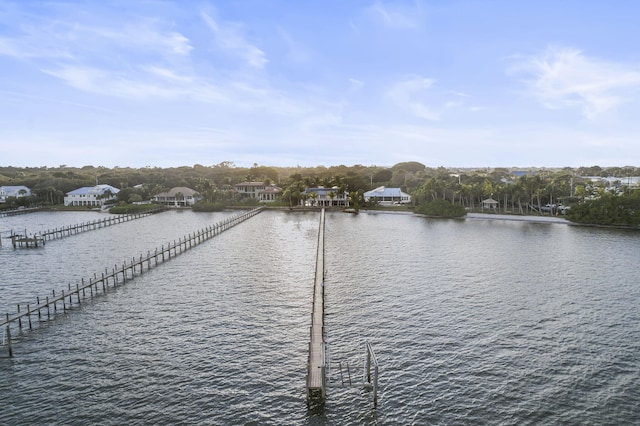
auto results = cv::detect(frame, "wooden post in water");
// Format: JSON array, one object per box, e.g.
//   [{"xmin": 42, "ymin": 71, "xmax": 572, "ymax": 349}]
[{"xmin": 6, "ymin": 323, "xmax": 12, "ymax": 358}]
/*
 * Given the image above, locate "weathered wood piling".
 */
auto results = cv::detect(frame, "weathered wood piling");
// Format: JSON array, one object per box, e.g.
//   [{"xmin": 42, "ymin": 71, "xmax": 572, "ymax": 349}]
[
  {"xmin": 0, "ymin": 206, "xmax": 264, "ymax": 356},
  {"xmin": 10, "ymin": 234, "xmax": 45, "ymax": 248}
]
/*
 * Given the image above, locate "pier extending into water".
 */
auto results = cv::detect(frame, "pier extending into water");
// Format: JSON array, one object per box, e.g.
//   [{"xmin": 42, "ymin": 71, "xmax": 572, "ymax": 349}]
[
  {"xmin": 0, "ymin": 207, "xmax": 264, "ymax": 357},
  {"xmin": 307, "ymin": 208, "xmax": 327, "ymax": 405},
  {"xmin": 306, "ymin": 209, "xmax": 379, "ymax": 409},
  {"xmin": 2, "ymin": 208, "xmax": 165, "ymax": 249},
  {"xmin": 43, "ymin": 208, "xmax": 164, "ymax": 242},
  {"xmin": 0, "ymin": 207, "xmax": 40, "ymax": 218}
]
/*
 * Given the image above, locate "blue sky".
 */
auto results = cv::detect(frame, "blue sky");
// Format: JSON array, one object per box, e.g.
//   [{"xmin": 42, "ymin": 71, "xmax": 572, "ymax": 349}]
[{"xmin": 2, "ymin": 0, "xmax": 640, "ymax": 169}]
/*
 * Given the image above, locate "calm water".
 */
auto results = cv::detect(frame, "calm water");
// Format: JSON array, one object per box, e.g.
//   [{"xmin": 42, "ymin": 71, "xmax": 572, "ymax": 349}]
[{"xmin": 1, "ymin": 209, "xmax": 639, "ymax": 425}]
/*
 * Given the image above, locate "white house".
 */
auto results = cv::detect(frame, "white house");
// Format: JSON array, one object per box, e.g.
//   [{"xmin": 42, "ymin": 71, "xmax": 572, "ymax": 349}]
[
  {"xmin": 302, "ymin": 187, "xmax": 349, "ymax": 207},
  {"xmin": 234, "ymin": 182, "xmax": 282, "ymax": 202},
  {"xmin": 363, "ymin": 186, "xmax": 411, "ymax": 206},
  {"xmin": 0, "ymin": 185, "xmax": 31, "ymax": 203},
  {"xmin": 64, "ymin": 184, "xmax": 119, "ymax": 207},
  {"xmin": 151, "ymin": 187, "xmax": 201, "ymax": 207}
]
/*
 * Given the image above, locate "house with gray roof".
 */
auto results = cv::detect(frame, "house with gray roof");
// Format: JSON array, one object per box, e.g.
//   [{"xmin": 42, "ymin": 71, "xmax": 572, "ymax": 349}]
[
  {"xmin": 0, "ymin": 185, "xmax": 31, "ymax": 203},
  {"xmin": 151, "ymin": 187, "xmax": 201, "ymax": 207},
  {"xmin": 363, "ymin": 186, "xmax": 411, "ymax": 206},
  {"xmin": 64, "ymin": 184, "xmax": 120, "ymax": 207}
]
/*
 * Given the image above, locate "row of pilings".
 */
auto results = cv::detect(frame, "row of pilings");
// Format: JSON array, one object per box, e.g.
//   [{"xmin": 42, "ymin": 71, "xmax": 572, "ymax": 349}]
[{"xmin": 1, "ymin": 206, "xmax": 264, "ymax": 357}]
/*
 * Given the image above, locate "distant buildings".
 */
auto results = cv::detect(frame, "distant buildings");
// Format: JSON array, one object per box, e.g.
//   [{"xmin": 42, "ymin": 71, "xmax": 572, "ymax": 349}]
[
  {"xmin": 363, "ymin": 186, "xmax": 411, "ymax": 206},
  {"xmin": 64, "ymin": 184, "xmax": 119, "ymax": 207},
  {"xmin": 151, "ymin": 187, "xmax": 201, "ymax": 206},
  {"xmin": 0, "ymin": 185, "xmax": 31, "ymax": 203}
]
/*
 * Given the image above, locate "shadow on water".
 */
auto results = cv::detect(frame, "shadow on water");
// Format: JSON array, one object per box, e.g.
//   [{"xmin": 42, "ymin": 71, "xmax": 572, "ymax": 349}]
[{"xmin": 306, "ymin": 399, "xmax": 327, "ymax": 425}]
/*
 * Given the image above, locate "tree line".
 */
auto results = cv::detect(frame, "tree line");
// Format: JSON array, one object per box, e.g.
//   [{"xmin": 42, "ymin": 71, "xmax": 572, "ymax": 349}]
[{"xmin": 2, "ymin": 162, "xmax": 640, "ymax": 226}]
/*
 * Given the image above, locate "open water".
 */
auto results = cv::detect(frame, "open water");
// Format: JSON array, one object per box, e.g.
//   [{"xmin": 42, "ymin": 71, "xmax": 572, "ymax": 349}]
[{"xmin": 1, "ymin": 209, "xmax": 639, "ymax": 425}]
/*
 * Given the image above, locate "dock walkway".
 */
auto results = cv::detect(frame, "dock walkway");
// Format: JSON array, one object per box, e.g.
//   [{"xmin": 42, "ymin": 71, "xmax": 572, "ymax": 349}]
[{"xmin": 307, "ymin": 208, "xmax": 326, "ymax": 405}]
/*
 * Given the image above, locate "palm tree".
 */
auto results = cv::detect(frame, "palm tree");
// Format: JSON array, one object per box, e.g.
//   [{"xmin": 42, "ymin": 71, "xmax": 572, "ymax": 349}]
[{"xmin": 175, "ymin": 191, "xmax": 184, "ymax": 207}]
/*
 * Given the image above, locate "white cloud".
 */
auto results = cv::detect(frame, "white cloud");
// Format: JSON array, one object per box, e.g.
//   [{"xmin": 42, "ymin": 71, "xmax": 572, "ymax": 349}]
[
  {"xmin": 366, "ymin": 0, "xmax": 423, "ymax": 29},
  {"xmin": 200, "ymin": 11, "xmax": 267, "ymax": 69},
  {"xmin": 510, "ymin": 46, "xmax": 640, "ymax": 119},
  {"xmin": 41, "ymin": 65, "xmax": 230, "ymax": 103},
  {"xmin": 42, "ymin": 65, "xmax": 182, "ymax": 99},
  {"xmin": 144, "ymin": 66, "xmax": 193, "ymax": 83},
  {"xmin": 0, "ymin": 34, "xmax": 73, "ymax": 60},
  {"xmin": 386, "ymin": 76, "xmax": 440, "ymax": 121},
  {"xmin": 93, "ymin": 23, "xmax": 193, "ymax": 56}
]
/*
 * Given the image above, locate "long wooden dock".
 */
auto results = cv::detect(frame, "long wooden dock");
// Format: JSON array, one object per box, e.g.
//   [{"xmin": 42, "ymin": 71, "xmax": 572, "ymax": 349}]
[
  {"xmin": 307, "ymin": 208, "xmax": 326, "ymax": 405},
  {"xmin": 38, "ymin": 207, "xmax": 165, "ymax": 242},
  {"xmin": 3, "ymin": 208, "xmax": 165, "ymax": 249},
  {"xmin": 0, "ymin": 207, "xmax": 264, "ymax": 356},
  {"xmin": 0, "ymin": 207, "xmax": 40, "ymax": 218},
  {"xmin": 305, "ymin": 209, "xmax": 380, "ymax": 409}
]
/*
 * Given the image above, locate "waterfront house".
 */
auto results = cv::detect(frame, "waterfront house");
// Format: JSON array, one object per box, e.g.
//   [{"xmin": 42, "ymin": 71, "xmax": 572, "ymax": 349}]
[
  {"xmin": 234, "ymin": 182, "xmax": 282, "ymax": 203},
  {"xmin": 64, "ymin": 184, "xmax": 119, "ymax": 207},
  {"xmin": 302, "ymin": 187, "xmax": 349, "ymax": 207},
  {"xmin": 258, "ymin": 186, "xmax": 282, "ymax": 202},
  {"xmin": 0, "ymin": 185, "xmax": 31, "ymax": 203},
  {"xmin": 363, "ymin": 186, "xmax": 411, "ymax": 206},
  {"xmin": 151, "ymin": 187, "xmax": 201, "ymax": 207}
]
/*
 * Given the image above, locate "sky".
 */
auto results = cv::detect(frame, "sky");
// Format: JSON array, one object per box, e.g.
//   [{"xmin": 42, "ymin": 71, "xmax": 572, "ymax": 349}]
[{"xmin": 2, "ymin": 0, "xmax": 640, "ymax": 169}]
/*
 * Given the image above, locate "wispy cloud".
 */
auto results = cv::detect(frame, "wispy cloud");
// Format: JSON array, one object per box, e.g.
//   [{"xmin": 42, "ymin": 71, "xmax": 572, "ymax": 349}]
[
  {"xmin": 200, "ymin": 10, "xmax": 267, "ymax": 69},
  {"xmin": 90, "ymin": 22, "xmax": 193, "ymax": 56},
  {"xmin": 509, "ymin": 46, "xmax": 640, "ymax": 119},
  {"xmin": 365, "ymin": 0, "xmax": 424, "ymax": 29},
  {"xmin": 386, "ymin": 76, "xmax": 440, "ymax": 121},
  {"xmin": 277, "ymin": 27, "xmax": 311, "ymax": 63}
]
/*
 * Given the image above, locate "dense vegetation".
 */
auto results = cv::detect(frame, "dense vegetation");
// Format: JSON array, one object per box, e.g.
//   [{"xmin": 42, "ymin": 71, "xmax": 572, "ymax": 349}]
[
  {"xmin": 108, "ymin": 203, "xmax": 164, "ymax": 214},
  {"xmin": 566, "ymin": 193, "xmax": 640, "ymax": 226},
  {"xmin": 415, "ymin": 199, "xmax": 467, "ymax": 218},
  {"xmin": 2, "ymin": 163, "xmax": 640, "ymax": 226}
]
